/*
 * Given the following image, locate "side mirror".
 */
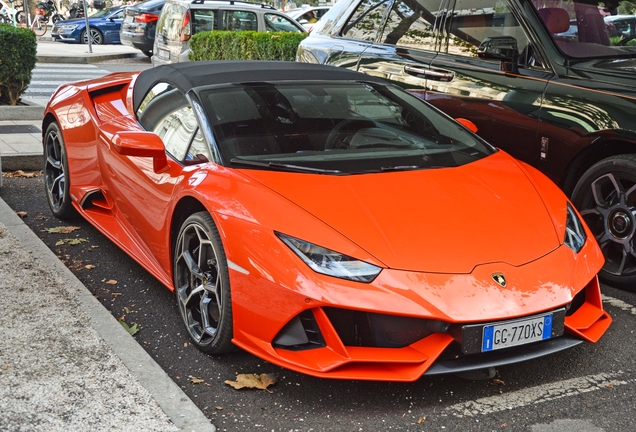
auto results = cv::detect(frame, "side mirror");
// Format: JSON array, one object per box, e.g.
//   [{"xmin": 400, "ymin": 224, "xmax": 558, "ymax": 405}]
[
  {"xmin": 299, "ymin": 19, "xmax": 308, "ymax": 24},
  {"xmin": 112, "ymin": 131, "xmax": 169, "ymax": 173},
  {"xmin": 455, "ymin": 118, "xmax": 478, "ymax": 133},
  {"xmin": 477, "ymin": 36, "xmax": 519, "ymax": 73}
]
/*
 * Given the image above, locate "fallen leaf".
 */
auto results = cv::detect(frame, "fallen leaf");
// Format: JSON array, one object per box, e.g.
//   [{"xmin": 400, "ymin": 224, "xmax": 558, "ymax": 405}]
[
  {"xmin": 4, "ymin": 170, "xmax": 39, "ymax": 178},
  {"xmin": 44, "ymin": 226, "xmax": 81, "ymax": 234},
  {"xmin": 215, "ymin": 406, "xmax": 223, "ymax": 410},
  {"xmin": 184, "ymin": 343, "xmax": 188, "ymax": 347},
  {"xmin": 111, "ymin": 292, "xmax": 122, "ymax": 297},
  {"xmin": 2, "ymin": 364, "xmax": 8, "ymax": 370},
  {"xmin": 105, "ymin": 279, "xmax": 117, "ymax": 285},
  {"xmin": 606, "ymin": 384, "xmax": 614, "ymax": 389},
  {"xmin": 119, "ymin": 319, "xmax": 139, "ymax": 336},
  {"xmin": 417, "ymin": 416, "xmax": 426, "ymax": 424},
  {"xmin": 85, "ymin": 264, "xmax": 95, "ymax": 269},
  {"xmin": 16, "ymin": 211, "xmax": 27, "ymax": 219},
  {"xmin": 55, "ymin": 238, "xmax": 88, "ymax": 246},
  {"xmin": 491, "ymin": 378, "xmax": 506, "ymax": 386},
  {"xmin": 190, "ymin": 376, "xmax": 205, "ymax": 384},
  {"xmin": 225, "ymin": 373, "xmax": 277, "ymax": 392}
]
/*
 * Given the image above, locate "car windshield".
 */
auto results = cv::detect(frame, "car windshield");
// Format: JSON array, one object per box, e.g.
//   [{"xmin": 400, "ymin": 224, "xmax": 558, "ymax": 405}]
[
  {"xmin": 198, "ymin": 81, "xmax": 494, "ymax": 174},
  {"xmin": 90, "ymin": 6, "xmax": 120, "ymax": 18},
  {"xmin": 533, "ymin": 0, "xmax": 636, "ymax": 58}
]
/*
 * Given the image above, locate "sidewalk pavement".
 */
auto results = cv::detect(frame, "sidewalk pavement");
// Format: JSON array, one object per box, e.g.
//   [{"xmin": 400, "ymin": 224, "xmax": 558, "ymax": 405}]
[{"xmin": 0, "ymin": 43, "xmax": 217, "ymax": 431}]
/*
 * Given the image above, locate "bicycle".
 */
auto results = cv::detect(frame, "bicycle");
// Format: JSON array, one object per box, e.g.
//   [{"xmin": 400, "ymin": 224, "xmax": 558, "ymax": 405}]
[
  {"xmin": 30, "ymin": 7, "xmax": 47, "ymax": 36},
  {"xmin": 0, "ymin": 0, "xmax": 26, "ymax": 27}
]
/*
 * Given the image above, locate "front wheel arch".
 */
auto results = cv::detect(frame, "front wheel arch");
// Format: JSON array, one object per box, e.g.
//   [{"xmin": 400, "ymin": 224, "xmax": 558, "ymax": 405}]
[{"xmin": 561, "ymin": 137, "xmax": 636, "ymax": 196}]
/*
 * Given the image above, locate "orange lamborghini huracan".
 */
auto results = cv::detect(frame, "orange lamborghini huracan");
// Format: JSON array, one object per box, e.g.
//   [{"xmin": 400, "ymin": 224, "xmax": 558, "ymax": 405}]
[{"xmin": 42, "ymin": 61, "xmax": 611, "ymax": 381}]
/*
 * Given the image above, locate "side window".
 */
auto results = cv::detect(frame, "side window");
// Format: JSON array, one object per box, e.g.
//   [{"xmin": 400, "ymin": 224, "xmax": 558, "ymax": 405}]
[
  {"xmin": 192, "ymin": 9, "xmax": 215, "ymax": 33},
  {"xmin": 446, "ymin": 0, "xmax": 532, "ymax": 62},
  {"xmin": 379, "ymin": 0, "xmax": 441, "ymax": 50},
  {"xmin": 136, "ymin": 83, "xmax": 211, "ymax": 164},
  {"xmin": 343, "ymin": 0, "xmax": 392, "ymax": 41},
  {"xmin": 221, "ymin": 10, "xmax": 257, "ymax": 31},
  {"xmin": 265, "ymin": 13, "xmax": 304, "ymax": 32},
  {"xmin": 156, "ymin": 3, "xmax": 187, "ymax": 42}
]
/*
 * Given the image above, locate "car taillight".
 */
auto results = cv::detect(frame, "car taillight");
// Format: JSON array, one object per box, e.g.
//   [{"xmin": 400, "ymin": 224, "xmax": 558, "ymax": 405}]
[
  {"xmin": 135, "ymin": 13, "xmax": 159, "ymax": 23},
  {"xmin": 180, "ymin": 11, "xmax": 191, "ymax": 41}
]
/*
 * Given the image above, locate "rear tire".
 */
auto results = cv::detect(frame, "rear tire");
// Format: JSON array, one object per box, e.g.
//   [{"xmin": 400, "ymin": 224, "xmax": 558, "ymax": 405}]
[
  {"xmin": 43, "ymin": 122, "xmax": 76, "ymax": 219},
  {"xmin": 571, "ymin": 154, "xmax": 636, "ymax": 290}
]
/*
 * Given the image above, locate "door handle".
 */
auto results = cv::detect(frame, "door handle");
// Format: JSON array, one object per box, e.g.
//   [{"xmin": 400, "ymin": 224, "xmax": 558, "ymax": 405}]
[{"xmin": 404, "ymin": 65, "xmax": 454, "ymax": 82}]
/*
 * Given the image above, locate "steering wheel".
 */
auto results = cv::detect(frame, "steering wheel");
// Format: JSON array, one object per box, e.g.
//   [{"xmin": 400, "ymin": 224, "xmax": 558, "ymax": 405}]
[{"xmin": 324, "ymin": 118, "xmax": 377, "ymax": 150}]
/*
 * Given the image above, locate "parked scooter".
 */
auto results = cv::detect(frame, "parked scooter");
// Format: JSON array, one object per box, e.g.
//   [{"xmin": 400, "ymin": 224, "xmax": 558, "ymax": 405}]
[{"xmin": 68, "ymin": 0, "xmax": 84, "ymax": 19}]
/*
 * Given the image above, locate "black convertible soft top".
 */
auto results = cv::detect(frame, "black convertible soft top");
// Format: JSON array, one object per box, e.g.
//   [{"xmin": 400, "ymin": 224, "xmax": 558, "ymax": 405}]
[{"xmin": 133, "ymin": 61, "xmax": 386, "ymax": 114}]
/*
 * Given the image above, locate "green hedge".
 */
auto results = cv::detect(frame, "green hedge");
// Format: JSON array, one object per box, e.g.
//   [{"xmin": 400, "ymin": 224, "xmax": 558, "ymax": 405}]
[
  {"xmin": 0, "ymin": 25, "xmax": 37, "ymax": 105},
  {"xmin": 189, "ymin": 31, "xmax": 307, "ymax": 62}
]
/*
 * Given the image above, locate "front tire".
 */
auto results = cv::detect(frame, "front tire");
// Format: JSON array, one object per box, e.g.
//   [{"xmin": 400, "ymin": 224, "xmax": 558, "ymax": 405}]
[
  {"xmin": 43, "ymin": 122, "xmax": 75, "ymax": 219},
  {"xmin": 173, "ymin": 212, "xmax": 234, "ymax": 354},
  {"xmin": 572, "ymin": 155, "xmax": 636, "ymax": 290},
  {"xmin": 81, "ymin": 27, "xmax": 103, "ymax": 45}
]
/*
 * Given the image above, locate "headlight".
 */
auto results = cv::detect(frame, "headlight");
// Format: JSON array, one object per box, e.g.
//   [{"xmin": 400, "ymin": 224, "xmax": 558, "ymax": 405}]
[
  {"xmin": 277, "ymin": 233, "xmax": 382, "ymax": 282},
  {"xmin": 564, "ymin": 202, "xmax": 586, "ymax": 253},
  {"xmin": 61, "ymin": 24, "xmax": 79, "ymax": 30}
]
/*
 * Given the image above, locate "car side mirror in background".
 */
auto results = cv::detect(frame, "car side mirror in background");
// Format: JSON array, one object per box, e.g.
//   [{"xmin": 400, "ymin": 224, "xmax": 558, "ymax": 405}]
[
  {"xmin": 455, "ymin": 118, "xmax": 479, "ymax": 133},
  {"xmin": 112, "ymin": 131, "xmax": 169, "ymax": 173},
  {"xmin": 477, "ymin": 36, "xmax": 519, "ymax": 73}
]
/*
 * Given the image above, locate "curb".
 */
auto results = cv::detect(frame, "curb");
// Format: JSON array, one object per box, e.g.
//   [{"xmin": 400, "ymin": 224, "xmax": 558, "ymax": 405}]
[
  {"xmin": 0, "ymin": 99, "xmax": 45, "ymax": 121},
  {"xmin": 0, "ymin": 154, "xmax": 42, "ymax": 172},
  {"xmin": 37, "ymin": 52, "xmax": 142, "ymax": 64},
  {"xmin": 0, "ymin": 198, "xmax": 216, "ymax": 432}
]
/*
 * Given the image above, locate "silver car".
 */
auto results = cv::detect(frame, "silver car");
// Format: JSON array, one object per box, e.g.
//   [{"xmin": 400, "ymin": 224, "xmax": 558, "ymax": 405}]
[{"xmin": 153, "ymin": 0, "xmax": 305, "ymax": 66}]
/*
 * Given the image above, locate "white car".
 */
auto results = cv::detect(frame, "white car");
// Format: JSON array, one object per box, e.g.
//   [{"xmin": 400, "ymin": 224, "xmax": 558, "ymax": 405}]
[{"xmin": 285, "ymin": 5, "xmax": 331, "ymax": 31}]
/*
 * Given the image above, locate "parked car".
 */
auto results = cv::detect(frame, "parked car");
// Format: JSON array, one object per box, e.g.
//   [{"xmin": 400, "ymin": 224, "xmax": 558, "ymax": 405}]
[
  {"xmin": 298, "ymin": 0, "xmax": 636, "ymax": 289},
  {"xmin": 51, "ymin": 6, "xmax": 124, "ymax": 45},
  {"xmin": 41, "ymin": 60, "xmax": 611, "ymax": 381},
  {"xmin": 152, "ymin": 0, "xmax": 305, "ymax": 66},
  {"xmin": 285, "ymin": 5, "xmax": 331, "ymax": 32},
  {"xmin": 120, "ymin": 0, "xmax": 165, "ymax": 57},
  {"xmin": 604, "ymin": 14, "xmax": 636, "ymax": 42}
]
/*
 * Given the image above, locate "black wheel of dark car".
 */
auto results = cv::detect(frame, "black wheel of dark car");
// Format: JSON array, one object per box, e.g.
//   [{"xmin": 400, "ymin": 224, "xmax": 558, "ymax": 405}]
[
  {"xmin": 43, "ymin": 122, "xmax": 75, "ymax": 219},
  {"xmin": 173, "ymin": 212, "xmax": 234, "ymax": 353},
  {"xmin": 81, "ymin": 28, "xmax": 103, "ymax": 45},
  {"xmin": 572, "ymin": 155, "xmax": 636, "ymax": 290},
  {"xmin": 324, "ymin": 118, "xmax": 377, "ymax": 150}
]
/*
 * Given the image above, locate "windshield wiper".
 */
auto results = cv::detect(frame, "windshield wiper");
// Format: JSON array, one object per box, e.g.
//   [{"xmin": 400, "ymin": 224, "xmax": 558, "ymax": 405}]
[
  {"xmin": 230, "ymin": 158, "xmax": 344, "ymax": 174},
  {"xmin": 380, "ymin": 165, "xmax": 426, "ymax": 172}
]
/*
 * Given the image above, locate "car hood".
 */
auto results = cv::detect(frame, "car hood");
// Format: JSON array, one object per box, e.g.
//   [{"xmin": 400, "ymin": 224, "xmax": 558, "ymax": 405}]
[{"xmin": 241, "ymin": 151, "xmax": 562, "ymax": 273}]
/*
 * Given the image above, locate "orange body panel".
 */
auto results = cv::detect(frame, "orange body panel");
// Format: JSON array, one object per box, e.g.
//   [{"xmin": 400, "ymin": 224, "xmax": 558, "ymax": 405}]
[{"xmin": 41, "ymin": 71, "xmax": 612, "ymax": 381}]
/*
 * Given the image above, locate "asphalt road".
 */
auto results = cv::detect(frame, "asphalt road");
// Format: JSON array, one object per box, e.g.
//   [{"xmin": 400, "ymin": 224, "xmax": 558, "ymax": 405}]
[{"xmin": 1, "ymin": 174, "xmax": 635, "ymax": 432}]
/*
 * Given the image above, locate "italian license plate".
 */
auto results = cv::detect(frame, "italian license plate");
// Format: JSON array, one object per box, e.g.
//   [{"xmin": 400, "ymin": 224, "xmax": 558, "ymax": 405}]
[
  {"xmin": 124, "ymin": 15, "xmax": 133, "ymax": 22},
  {"xmin": 157, "ymin": 49, "xmax": 170, "ymax": 60},
  {"xmin": 482, "ymin": 313, "xmax": 553, "ymax": 352}
]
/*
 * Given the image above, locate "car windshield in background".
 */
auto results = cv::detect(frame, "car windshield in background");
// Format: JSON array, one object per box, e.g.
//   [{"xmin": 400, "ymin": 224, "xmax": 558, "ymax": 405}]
[
  {"xmin": 533, "ymin": 0, "xmax": 636, "ymax": 58},
  {"xmin": 199, "ymin": 81, "xmax": 494, "ymax": 174},
  {"xmin": 90, "ymin": 6, "xmax": 120, "ymax": 18}
]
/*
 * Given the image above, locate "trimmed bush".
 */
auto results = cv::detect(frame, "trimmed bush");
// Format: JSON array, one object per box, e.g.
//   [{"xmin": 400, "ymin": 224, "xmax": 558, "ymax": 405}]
[
  {"xmin": 189, "ymin": 31, "xmax": 307, "ymax": 62},
  {"xmin": 0, "ymin": 25, "xmax": 37, "ymax": 105}
]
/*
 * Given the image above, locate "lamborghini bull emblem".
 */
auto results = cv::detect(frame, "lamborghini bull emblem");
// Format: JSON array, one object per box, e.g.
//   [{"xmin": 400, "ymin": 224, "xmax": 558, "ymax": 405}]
[{"xmin": 491, "ymin": 273, "xmax": 507, "ymax": 287}]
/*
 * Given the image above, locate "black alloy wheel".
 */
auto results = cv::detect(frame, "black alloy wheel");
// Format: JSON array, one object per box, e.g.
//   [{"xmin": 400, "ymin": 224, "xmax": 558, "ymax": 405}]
[
  {"xmin": 572, "ymin": 155, "xmax": 636, "ymax": 290},
  {"xmin": 173, "ymin": 212, "xmax": 234, "ymax": 353},
  {"xmin": 43, "ymin": 122, "xmax": 75, "ymax": 219}
]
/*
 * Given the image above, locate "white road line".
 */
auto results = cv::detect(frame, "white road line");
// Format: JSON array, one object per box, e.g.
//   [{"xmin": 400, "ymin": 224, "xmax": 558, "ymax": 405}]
[
  {"xmin": 445, "ymin": 371, "xmax": 632, "ymax": 418},
  {"xmin": 602, "ymin": 295, "xmax": 636, "ymax": 315}
]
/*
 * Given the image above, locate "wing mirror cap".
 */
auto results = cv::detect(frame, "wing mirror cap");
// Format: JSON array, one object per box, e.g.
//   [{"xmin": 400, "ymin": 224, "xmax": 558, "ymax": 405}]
[{"xmin": 112, "ymin": 131, "xmax": 169, "ymax": 173}]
